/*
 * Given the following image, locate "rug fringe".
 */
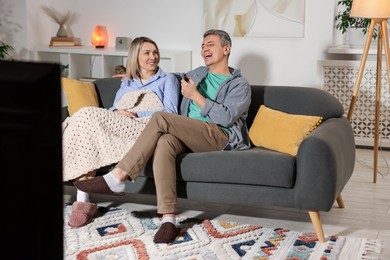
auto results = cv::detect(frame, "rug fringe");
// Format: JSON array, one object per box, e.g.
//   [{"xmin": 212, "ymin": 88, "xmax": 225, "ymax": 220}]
[{"xmin": 360, "ymin": 239, "xmax": 382, "ymax": 260}]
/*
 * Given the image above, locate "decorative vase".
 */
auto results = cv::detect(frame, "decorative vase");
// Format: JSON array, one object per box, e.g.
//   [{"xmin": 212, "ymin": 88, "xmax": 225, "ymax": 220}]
[{"xmin": 56, "ymin": 25, "xmax": 68, "ymax": 38}]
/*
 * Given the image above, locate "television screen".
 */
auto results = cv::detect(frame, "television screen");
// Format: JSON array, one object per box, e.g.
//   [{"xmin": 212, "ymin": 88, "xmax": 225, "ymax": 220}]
[{"xmin": 0, "ymin": 60, "xmax": 63, "ymax": 259}]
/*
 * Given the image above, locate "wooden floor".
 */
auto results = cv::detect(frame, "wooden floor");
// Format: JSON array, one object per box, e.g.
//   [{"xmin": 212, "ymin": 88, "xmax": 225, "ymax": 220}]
[{"xmin": 63, "ymin": 147, "xmax": 390, "ymax": 259}]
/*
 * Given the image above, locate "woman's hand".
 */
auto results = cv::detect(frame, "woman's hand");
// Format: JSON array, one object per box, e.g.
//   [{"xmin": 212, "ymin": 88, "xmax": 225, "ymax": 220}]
[{"xmin": 114, "ymin": 109, "xmax": 138, "ymax": 118}]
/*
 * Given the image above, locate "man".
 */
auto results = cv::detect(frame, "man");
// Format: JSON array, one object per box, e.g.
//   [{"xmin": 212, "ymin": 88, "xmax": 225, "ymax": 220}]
[{"xmin": 74, "ymin": 29, "xmax": 252, "ymax": 243}]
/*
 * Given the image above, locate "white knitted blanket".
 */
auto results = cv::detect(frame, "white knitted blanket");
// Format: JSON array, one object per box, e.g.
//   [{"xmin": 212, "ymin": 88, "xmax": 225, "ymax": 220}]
[{"xmin": 62, "ymin": 90, "xmax": 164, "ymax": 181}]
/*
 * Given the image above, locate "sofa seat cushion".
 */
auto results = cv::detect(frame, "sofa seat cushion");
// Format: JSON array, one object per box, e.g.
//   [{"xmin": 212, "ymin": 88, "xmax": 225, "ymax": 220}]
[
  {"xmin": 176, "ymin": 148, "xmax": 296, "ymax": 188},
  {"xmin": 139, "ymin": 148, "xmax": 295, "ymax": 188}
]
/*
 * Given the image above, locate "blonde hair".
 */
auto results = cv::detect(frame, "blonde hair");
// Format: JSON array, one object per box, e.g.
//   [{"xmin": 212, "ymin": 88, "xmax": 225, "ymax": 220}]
[{"xmin": 126, "ymin": 37, "xmax": 160, "ymax": 80}]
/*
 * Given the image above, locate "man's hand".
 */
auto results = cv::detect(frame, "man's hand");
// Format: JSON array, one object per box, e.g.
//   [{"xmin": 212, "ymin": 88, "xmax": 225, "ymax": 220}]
[
  {"xmin": 181, "ymin": 77, "xmax": 206, "ymax": 109},
  {"xmin": 180, "ymin": 77, "xmax": 197, "ymax": 98}
]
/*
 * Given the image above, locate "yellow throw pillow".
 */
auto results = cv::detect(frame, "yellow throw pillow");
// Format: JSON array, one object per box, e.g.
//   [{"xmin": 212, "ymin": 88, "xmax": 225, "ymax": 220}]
[
  {"xmin": 61, "ymin": 77, "xmax": 99, "ymax": 116},
  {"xmin": 249, "ymin": 105, "xmax": 322, "ymax": 156}
]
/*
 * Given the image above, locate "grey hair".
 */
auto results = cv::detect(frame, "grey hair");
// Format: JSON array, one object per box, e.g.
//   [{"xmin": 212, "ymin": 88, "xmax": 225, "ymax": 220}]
[{"xmin": 203, "ymin": 29, "xmax": 232, "ymax": 47}]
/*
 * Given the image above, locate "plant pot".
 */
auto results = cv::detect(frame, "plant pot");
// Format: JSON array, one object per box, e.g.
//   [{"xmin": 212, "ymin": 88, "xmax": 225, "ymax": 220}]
[{"xmin": 347, "ymin": 27, "xmax": 366, "ymax": 49}]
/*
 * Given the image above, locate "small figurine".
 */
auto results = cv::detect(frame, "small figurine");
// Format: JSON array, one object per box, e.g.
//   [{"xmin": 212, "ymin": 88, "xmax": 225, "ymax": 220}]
[{"xmin": 115, "ymin": 65, "xmax": 126, "ymax": 75}]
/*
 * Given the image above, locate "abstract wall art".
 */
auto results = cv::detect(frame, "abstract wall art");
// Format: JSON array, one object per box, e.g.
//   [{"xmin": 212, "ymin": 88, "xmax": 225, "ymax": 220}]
[{"xmin": 204, "ymin": 0, "xmax": 305, "ymax": 38}]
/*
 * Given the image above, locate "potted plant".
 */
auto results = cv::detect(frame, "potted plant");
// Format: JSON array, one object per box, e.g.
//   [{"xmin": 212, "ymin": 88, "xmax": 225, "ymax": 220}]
[
  {"xmin": 334, "ymin": 0, "xmax": 377, "ymax": 48},
  {"xmin": 0, "ymin": 41, "xmax": 13, "ymax": 60}
]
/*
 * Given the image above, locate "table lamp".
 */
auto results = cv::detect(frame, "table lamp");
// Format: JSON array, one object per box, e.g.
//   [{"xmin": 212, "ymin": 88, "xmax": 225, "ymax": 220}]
[
  {"xmin": 92, "ymin": 25, "xmax": 108, "ymax": 48},
  {"xmin": 347, "ymin": 0, "xmax": 390, "ymax": 183}
]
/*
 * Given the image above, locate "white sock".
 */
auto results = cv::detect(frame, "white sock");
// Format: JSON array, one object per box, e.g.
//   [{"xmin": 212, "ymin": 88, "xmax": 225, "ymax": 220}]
[
  {"xmin": 103, "ymin": 171, "xmax": 126, "ymax": 193},
  {"xmin": 76, "ymin": 190, "xmax": 90, "ymax": 202},
  {"xmin": 161, "ymin": 216, "xmax": 176, "ymax": 226}
]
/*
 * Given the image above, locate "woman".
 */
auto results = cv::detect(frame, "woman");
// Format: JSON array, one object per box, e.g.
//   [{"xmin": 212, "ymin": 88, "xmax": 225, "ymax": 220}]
[{"xmin": 63, "ymin": 37, "xmax": 180, "ymax": 228}]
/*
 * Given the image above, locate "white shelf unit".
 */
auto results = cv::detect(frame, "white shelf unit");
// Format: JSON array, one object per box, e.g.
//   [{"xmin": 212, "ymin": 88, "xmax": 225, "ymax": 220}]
[
  {"xmin": 319, "ymin": 46, "xmax": 390, "ymax": 148},
  {"xmin": 35, "ymin": 46, "xmax": 192, "ymax": 79}
]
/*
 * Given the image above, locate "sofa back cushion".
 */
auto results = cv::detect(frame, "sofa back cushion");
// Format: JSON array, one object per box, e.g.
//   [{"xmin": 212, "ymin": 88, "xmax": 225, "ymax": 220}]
[
  {"xmin": 93, "ymin": 77, "xmax": 122, "ymax": 108},
  {"xmin": 247, "ymin": 85, "xmax": 345, "ymax": 129},
  {"xmin": 92, "ymin": 79, "xmax": 345, "ymax": 131}
]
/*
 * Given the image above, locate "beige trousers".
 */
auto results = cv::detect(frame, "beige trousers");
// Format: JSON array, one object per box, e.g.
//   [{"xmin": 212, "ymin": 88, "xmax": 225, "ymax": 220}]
[{"xmin": 116, "ymin": 112, "xmax": 228, "ymax": 214}]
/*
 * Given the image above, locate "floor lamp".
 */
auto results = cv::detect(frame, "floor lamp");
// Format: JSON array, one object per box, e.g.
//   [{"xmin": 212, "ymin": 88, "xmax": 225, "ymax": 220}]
[{"xmin": 346, "ymin": 0, "xmax": 390, "ymax": 183}]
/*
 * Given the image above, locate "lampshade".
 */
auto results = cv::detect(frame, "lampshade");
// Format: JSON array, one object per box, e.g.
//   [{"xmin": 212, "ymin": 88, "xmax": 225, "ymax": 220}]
[
  {"xmin": 91, "ymin": 25, "xmax": 108, "ymax": 48},
  {"xmin": 351, "ymin": 0, "xmax": 390, "ymax": 18}
]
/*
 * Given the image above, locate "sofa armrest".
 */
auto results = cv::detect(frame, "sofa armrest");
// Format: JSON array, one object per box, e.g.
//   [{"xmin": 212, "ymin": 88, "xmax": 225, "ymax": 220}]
[{"xmin": 294, "ymin": 117, "xmax": 355, "ymax": 211}]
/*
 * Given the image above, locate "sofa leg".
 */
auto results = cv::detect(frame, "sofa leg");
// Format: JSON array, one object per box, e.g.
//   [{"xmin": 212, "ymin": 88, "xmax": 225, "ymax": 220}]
[
  {"xmin": 336, "ymin": 194, "xmax": 345, "ymax": 208},
  {"xmin": 308, "ymin": 211, "xmax": 326, "ymax": 243}
]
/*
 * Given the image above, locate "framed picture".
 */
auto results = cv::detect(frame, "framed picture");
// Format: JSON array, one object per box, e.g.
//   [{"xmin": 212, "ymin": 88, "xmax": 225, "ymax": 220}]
[{"xmin": 204, "ymin": 0, "xmax": 305, "ymax": 38}]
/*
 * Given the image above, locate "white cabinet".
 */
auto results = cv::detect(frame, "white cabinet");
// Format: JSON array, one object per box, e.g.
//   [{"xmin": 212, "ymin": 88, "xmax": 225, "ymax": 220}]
[{"xmin": 35, "ymin": 46, "xmax": 192, "ymax": 79}]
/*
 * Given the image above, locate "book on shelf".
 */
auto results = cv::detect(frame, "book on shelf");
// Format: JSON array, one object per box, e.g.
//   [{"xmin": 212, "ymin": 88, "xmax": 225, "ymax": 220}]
[
  {"xmin": 50, "ymin": 36, "xmax": 76, "ymax": 42},
  {"xmin": 50, "ymin": 41, "xmax": 79, "ymax": 47},
  {"xmin": 49, "ymin": 36, "xmax": 81, "ymax": 47}
]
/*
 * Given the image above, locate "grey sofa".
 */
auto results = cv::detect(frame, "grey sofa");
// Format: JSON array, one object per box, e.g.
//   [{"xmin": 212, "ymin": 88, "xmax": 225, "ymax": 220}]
[{"xmin": 63, "ymin": 77, "xmax": 355, "ymax": 242}]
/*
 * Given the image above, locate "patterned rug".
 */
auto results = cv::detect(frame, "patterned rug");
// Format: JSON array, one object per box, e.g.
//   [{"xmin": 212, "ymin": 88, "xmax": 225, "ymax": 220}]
[{"xmin": 64, "ymin": 206, "xmax": 382, "ymax": 260}]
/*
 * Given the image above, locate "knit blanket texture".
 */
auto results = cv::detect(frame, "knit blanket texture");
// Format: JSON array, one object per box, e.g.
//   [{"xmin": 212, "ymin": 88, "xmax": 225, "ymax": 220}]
[{"xmin": 62, "ymin": 90, "xmax": 163, "ymax": 181}]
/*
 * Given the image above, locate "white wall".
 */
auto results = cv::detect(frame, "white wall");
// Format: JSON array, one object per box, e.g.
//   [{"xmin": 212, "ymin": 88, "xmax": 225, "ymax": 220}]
[
  {"xmin": 2, "ymin": 0, "xmax": 341, "ymax": 87},
  {"xmin": 1, "ymin": 0, "xmax": 27, "ymax": 59}
]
